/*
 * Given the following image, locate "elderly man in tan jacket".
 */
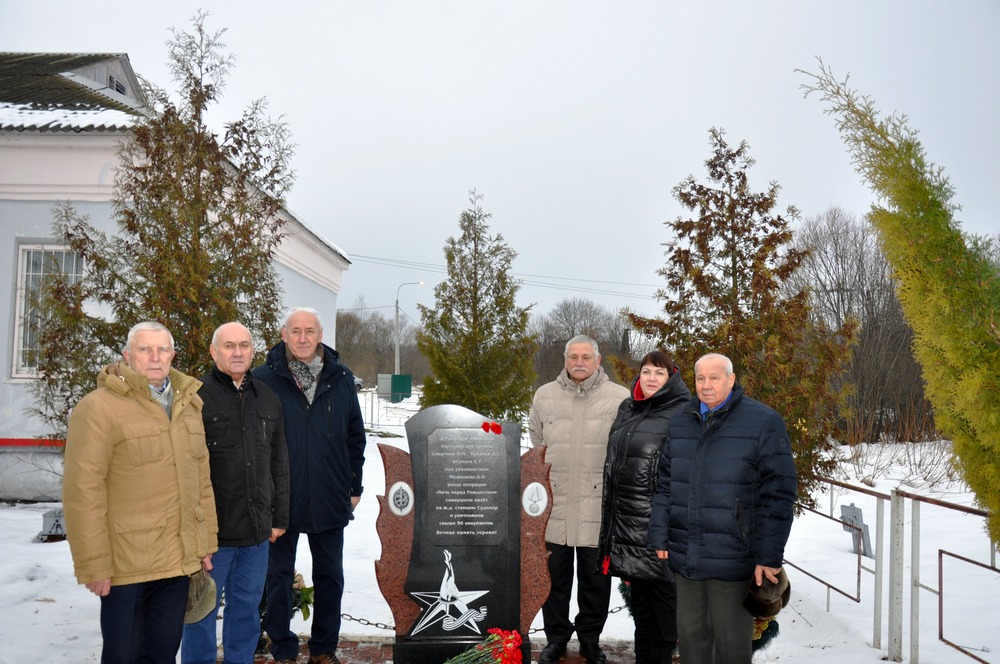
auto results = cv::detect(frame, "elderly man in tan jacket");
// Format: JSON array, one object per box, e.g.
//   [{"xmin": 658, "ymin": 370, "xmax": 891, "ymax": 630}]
[
  {"xmin": 529, "ymin": 334, "xmax": 629, "ymax": 664},
  {"xmin": 64, "ymin": 321, "xmax": 218, "ymax": 664}
]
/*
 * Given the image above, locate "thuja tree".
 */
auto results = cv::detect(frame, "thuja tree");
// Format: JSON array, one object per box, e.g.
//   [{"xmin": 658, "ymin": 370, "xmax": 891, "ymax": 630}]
[
  {"xmin": 802, "ymin": 61, "xmax": 1000, "ymax": 539},
  {"xmin": 416, "ymin": 191, "xmax": 538, "ymax": 422},
  {"xmin": 627, "ymin": 128, "xmax": 856, "ymax": 505},
  {"xmin": 32, "ymin": 12, "xmax": 293, "ymax": 435}
]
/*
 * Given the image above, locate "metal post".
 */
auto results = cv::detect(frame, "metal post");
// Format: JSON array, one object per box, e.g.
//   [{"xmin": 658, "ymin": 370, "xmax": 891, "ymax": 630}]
[
  {"xmin": 393, "ymin": 281, "xmax": 423, "ymax": 375},
  {"xmin": 873, "ymin": 497, "xmax": 884, "ymax": 649},
  {"xmin": 888, "ymin": 489, "xmax": 904, "ymax": 661},
  {"xmin": 910, "ymin": 500, "xmax": 920, "ymax": 664}
]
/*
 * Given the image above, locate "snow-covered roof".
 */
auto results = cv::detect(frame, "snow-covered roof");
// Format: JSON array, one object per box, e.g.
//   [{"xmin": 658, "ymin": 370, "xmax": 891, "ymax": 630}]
[
  {"xmin": 0, "ymin": 52, "xmax": 146, "ymax": 132},
  {"xmin": 0, "ymin": 52, "xmax": 349, "ymax": 264},
  {"xmin": 0, "ymin": 101, "xmax": 136, "ymax": 132}
]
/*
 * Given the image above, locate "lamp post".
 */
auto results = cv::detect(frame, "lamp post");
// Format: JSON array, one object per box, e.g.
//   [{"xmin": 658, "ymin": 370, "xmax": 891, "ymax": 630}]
[{"xmin": 394, "ymin": 280, "xmax": 423, "ymax": 374}]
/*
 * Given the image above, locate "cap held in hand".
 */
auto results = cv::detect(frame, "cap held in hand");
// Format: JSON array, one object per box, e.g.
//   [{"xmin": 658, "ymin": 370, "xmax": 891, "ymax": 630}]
[
  {"xmin": 184, "ymin": 568, "xmax": 217, "ymax": 624},
  {"xmin": 743, "ymin": 568, "xmax": 790, "ymax": 619}
]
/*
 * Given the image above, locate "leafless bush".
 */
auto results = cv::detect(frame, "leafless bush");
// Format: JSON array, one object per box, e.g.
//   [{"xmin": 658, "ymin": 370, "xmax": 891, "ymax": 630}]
[
  {"xmin": 789, "ymin": 208, "xmax": 935, "ymax": 444},
  {"xmin": 839, "ymin": 442, "xmax": 906, "ymax": 485},
  {"xmin": 900, "ymin": 440, "xmax": 960, "ymax": 488},
  {"xmin": 530, "ymin": 298, "xmax": 636, "ymax": 387}
]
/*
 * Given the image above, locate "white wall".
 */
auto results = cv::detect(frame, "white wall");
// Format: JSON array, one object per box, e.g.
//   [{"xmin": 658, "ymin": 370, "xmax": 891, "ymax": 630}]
[{"xmin": 0, "ymin": 130, "xmax": 350, "ymax": 499}]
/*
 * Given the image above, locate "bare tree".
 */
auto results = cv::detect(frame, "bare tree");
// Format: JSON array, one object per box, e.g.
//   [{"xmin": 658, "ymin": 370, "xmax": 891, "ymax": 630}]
[
  {"xmin": 789, "ymin": 207, "xmax": 933, "ymax": 443},
  {"xmin": 335, "ymin": 296, "xmax": 394, "ymax": 383},
  {"xmin": 530, "ymin": 298, "xmax": 637, "ymax": 386},
  {"xmin": 546, "ymin": 298, "xmax": 609, "ymax": 339}
]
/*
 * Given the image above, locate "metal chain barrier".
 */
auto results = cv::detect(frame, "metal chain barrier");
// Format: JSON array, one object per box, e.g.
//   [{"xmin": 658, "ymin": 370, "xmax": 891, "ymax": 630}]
[
  {"xmin": 340, "ymin": 613, "xmax": 395, "ymax": 631},
  {"xmin": 340, "ymin": 603, "xmax": 627, "ymax": 634}
]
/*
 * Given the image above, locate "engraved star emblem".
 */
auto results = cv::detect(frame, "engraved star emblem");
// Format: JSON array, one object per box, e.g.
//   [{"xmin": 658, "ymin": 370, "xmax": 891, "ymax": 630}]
[{"xmin": 408, "ymin": 550, "xmax": 489, "ymax": 635}]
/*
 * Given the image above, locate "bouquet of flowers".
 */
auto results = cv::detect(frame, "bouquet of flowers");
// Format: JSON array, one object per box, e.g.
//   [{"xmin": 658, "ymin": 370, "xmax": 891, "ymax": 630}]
[
  {"xmin": 752, "ymin": 617, "xmax": 779, "ymax": 651},
  {"xmin": 442, "ymin": 628, "xmax": 523, "ymax": 664}
]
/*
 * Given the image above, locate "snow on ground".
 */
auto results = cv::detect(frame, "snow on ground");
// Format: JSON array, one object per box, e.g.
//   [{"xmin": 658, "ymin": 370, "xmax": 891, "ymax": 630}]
[{"xmin": 1, "ymin": 391, "xmax": 997, "ymax": 663}]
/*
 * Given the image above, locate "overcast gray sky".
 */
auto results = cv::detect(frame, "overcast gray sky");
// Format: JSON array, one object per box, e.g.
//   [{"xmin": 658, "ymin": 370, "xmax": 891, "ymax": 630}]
[{"xmin": 5, "ymin": 1, "xmax": 998, "ymax": 324}]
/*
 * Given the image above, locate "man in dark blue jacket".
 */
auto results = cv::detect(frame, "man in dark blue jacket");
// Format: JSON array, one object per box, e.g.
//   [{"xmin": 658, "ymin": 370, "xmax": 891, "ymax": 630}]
[
  {"xmin": 253, "ymin": 308, "xmax": 367, "ymax": 664},
  {"xmin": 182, "ymin": 321, "xmax": 289, "ymax": 664},
  {"xmin": 649, "ymin": 353, "xmax": 796, "ymax": 664}
]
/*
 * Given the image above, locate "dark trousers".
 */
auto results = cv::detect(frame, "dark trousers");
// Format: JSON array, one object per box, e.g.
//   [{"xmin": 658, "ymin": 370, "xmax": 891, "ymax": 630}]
[
  {"xmin": 628, "ymin": 577, "xmax": 677, "ymax": 664},
  {"xmin": 675, "ymin": 575, "xmax": 753, "ymax": 664},
  {"xmin": 266, "ymin": 527, "xmax": 345, "ymax": 659},
  {"xmin": 542, "ymin": 543, "xmax": 612, "ymax": 645},
  {"xmin": 99, "ymin": 575, "xmax": 189, "ymax": 664}
]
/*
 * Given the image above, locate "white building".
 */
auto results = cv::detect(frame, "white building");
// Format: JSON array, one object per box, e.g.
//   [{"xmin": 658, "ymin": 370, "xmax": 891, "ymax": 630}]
[{"xmin": 0, "ymin": 52, "xmax": 351, "ymax": 499}]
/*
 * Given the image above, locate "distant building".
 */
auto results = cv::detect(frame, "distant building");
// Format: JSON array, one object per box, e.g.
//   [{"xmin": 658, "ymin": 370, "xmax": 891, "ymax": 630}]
[{"xmin": 0, "ymin": 52, "xmax": 351, "ymax": 499}]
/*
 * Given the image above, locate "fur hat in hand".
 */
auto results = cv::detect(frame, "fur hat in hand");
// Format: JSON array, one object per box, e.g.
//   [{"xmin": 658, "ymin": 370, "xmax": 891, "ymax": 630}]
[
  {"xmin": 743, "ymin": 568, "xmax": 790, "ymax": 619},
  {"xmin": 184, "ymin": 568, "xmax": 217, "ymax": 624}
]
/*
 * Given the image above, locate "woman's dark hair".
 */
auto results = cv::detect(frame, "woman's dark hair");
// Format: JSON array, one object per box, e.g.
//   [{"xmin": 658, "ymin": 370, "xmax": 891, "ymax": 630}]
[{"xmin": 638, "ymin": 350, "xmax": 677, "ymax": 373}]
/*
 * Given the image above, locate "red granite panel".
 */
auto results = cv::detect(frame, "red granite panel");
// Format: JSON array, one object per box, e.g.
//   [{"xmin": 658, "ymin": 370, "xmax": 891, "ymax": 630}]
[
  {"xmin": 373, "ymin": 442, "xmax": 421, "ymax": 635},
  {"xmin": 519, "ymin": 444, "xmax": 552, "ymax": 635}
]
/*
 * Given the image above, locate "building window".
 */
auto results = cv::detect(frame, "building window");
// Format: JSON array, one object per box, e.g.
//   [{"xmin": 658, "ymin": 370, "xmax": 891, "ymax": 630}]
[
  {"xmin": 13, "ymin": 245, "xmax": 84, "ymax": 377},
  {"xmin": 108, "ymin": 74, "xmax": 127, "ymax": 95}
]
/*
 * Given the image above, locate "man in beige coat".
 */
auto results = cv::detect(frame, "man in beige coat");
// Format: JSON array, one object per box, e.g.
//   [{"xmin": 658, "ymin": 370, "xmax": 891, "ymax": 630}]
[
  {"xmin": 64, "ymin": 321, "xmax": 218, "ymax": 664},
  {"xmin": 529, "ymin": 335, "xmax": 629, "ymax": 664}
]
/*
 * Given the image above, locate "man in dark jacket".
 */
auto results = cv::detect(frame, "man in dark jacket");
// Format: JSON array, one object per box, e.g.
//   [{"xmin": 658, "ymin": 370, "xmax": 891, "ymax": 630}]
[
  {"xmin": 649, "ymin": 353, "xmax": 797, "ymax": 664},
  {"xmin": 181, "ymin": 322, "xmax": 289, "ymax": 664},
  {"xmin": 253, "ymin": 308, "xmax": 367, "ymax": 664}
]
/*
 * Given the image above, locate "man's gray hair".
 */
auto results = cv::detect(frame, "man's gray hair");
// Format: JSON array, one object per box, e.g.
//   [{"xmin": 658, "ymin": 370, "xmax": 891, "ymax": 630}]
[
  {"xmin": 211, "ymin": 322, "xmax": 254, "ymax": 348},
  {"xmin": 695, "ymin": 352, "xmax": 734, "ymax": 375},
  {"xmin": 124, "ymin": 321, "xmax": 175, "ymax": 353},
  {"xmin": 283, "ymin": 307, "xmax": 323, "ymax": 330},
  {"xmin": 564, "ymin": 334, "xmax": 600, "ymax": 359}
]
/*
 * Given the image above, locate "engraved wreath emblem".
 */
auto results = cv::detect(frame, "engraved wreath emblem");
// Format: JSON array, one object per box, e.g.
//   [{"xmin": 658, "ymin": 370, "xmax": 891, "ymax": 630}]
[{"xmin": 392, "ymin": 485, "xmax": 411, "ymax": 511}]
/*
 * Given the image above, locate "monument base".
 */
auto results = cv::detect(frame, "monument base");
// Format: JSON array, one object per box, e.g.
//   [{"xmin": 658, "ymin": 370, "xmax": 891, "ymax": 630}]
[{"xmin": 392, "ymin": 636, "xmax": 533, "ymax": 664}]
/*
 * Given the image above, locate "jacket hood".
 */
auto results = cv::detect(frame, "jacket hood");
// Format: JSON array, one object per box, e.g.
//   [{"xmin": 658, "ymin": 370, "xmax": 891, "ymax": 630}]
[
  {"xmin": 554, "ymin": 364, "xmax": 609, "ymax": 394},
  {"xmin": 97, "ymin": 361, "xmax": 144, "ymax": 395},
  {"xmin": 629, "ymin": 368, "xmax": 691, "ymax": 408},
  {"xmin": 97, "ymin": 361, "xmax": 201, "ymax": 402}
]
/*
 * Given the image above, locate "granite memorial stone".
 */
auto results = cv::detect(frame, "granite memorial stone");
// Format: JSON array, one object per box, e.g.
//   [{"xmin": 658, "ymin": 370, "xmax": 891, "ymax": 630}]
[{"xmin": 375, "ymin": 404, "xmax": 551, "ymax": 663}]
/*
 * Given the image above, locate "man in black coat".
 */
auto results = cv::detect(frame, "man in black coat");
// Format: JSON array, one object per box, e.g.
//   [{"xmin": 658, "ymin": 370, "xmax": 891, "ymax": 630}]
[
  {"xmin": 649, "ymin": 353, "xmax": 797, "ymax": 664},
  {"xmin": 182, "ymin": 322, "xmax": 289, "ymax": 664},
  {"xmin": 253, "ymin": 308, "xmax": 367, "ymax": 664}
]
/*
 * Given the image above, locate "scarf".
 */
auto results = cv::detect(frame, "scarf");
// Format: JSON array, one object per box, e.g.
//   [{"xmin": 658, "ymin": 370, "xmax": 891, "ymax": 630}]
[
  {"xmin": 149, "ymin": 376, "xmax": 174, "ymax": 420},
  {"xmin": 288, "ymin": 353, "xmax": 324, "ymax": 405}
]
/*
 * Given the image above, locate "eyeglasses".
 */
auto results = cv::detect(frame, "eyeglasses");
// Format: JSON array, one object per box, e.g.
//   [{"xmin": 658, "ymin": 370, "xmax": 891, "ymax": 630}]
[{"xmin": 134, "ymin": 345, "xmax": 173, "ymax": 356}]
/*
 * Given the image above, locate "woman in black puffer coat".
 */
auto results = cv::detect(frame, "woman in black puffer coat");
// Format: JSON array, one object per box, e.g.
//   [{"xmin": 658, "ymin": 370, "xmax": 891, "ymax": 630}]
[{"xmin": 598, "ymin": 350, "xmax": 691, "ymax": 664}]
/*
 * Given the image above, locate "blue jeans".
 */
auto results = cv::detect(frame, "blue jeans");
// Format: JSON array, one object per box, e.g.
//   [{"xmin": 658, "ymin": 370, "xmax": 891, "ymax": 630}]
[
  {"xmin": 266, "ymin": 528, "xmax": 345, "ymax": 659},
  {"xmin": 181, "ymin": 541, "xmax": 269, "ymax": 664},
  {"xmin": 99, "ymin": 575, "xmax": 188, "ymax": 664}
]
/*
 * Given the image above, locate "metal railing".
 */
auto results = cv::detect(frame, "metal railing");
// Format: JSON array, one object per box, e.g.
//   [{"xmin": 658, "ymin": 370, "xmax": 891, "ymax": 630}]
[
  {"xmin": 785, "ymin": 478, "xmax": 890, "ymax": 649},
  {"xmin": 891, "ymin": 488, "xmax": 996, "ymax": 663},
  {"xmin": 793, "ymin": 477, "xmax": 997, "ymax": 662}
]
